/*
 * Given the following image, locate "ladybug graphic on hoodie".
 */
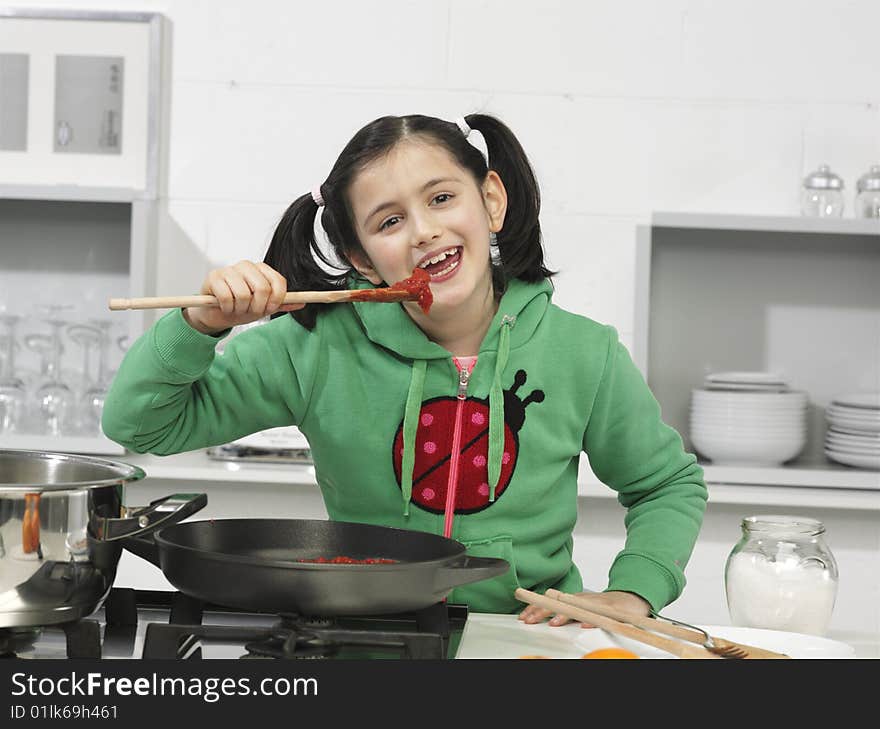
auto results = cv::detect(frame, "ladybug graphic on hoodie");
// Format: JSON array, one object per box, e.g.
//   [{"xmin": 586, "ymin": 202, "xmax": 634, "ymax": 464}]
[{"xmin": 392, "ymin": 369, "xmax": 544, "ymax": 514}]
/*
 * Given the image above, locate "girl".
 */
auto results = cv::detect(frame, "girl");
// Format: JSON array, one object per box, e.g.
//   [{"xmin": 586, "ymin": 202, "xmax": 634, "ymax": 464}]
[{"xmin": 102, "ymin": 113, "xmax": 707, "ymax": 623}]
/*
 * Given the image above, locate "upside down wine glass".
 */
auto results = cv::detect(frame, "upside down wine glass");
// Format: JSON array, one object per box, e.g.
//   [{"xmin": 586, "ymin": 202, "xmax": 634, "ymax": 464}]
[
  {"xmin": 67, "ymin": 323, "xmax": 102, "ymax": 434},
  {"xmin": 81, "ymin": 319, "xmax": 114, "ymax": 435},
  {"xmin": 0, "ymin": 311, "xmax": 27, "ymax": 434},
  {"xmin": 34, "ymin": 305, "xmax": 75, "ymax": 436},
  {"xmin": 24, "ymin": 333, "xmax": 53, "ymax": 384}
]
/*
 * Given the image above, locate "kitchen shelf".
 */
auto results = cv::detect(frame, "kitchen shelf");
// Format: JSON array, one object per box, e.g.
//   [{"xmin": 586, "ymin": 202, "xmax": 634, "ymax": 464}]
[
  {"xmin": 116, "ymin": 450, "xmax": 880, "ymax": 511},
  {"xmin": 651, "ymin": 211, "xmax": 880, "ymax": 237},
  {"xmin": 0, "ymin": 432, "xmax": 124, "ymax": 456},
  {"xmin": 632, "ymin": 211, "xmax": 880, "ymax": 498},
  {"xmin": 0, "ymin": 184, "xmax": 144, "ymax": 203},
  {"xmin": 699, "ymin": 481, "xmax": 880, "ymax": 511},
  {"xmin": 121, "ymin": 449, "xmax": 317, "ymax": 485},
  {"xmin": 698, "ymin": 461, "xmax": 880, "ymax": 511},
  {"xmin": 700, "ymin": 461, "xmax": 879, "ymax": 490},
  {"xmin": 0, "ymin": 195, "xmax": 159, "ymax": 457}
]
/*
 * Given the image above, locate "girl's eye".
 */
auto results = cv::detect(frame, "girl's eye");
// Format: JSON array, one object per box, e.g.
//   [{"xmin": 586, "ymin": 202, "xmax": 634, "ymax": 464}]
[
  {"xmin": 432, "ymin": 193, "xmax": 453, "ymax": 205},
  {"xmin": 379, "ymin": 215, "xmax": 401, "ymax": 231}
]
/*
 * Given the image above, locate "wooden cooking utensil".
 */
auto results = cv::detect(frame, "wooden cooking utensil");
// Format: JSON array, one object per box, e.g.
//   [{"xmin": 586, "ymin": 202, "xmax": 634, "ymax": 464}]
[
  {"xmin": 109, "ymin": 267, "xmax": 434, "ymax": 313},
  {"xmin": 514, "ymin": 588, "xmax": 719, "ymax": 659},
  {"xmin": 545, "ymin": 589, "xmax": 790, "ymax": 660},
  {"xmin": 108, "ymin": 289, "xmax": 411, "ymax": 310}
]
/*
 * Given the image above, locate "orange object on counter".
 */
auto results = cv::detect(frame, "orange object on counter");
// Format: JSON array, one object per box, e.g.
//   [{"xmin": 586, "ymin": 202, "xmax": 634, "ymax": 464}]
[
  {"xmin": 22, "ymin": 492, "xmax": 41, "ymax": 554},
  {"xmin": 581, "ymin": 647, "xmax": 640, "ymax": 659}
]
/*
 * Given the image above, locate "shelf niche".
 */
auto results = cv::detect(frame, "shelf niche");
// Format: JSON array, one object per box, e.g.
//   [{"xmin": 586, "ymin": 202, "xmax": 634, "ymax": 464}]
[
  {"xmin": 635, "ymin": 213, "xmax": 880, "ymax": 478},
  {"xmin": 0, "ymin": 195, "xmax": 156, "ymax": 455}
]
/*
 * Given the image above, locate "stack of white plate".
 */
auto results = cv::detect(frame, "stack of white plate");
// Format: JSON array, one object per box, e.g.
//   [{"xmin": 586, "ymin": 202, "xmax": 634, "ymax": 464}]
[
  {"xmin": 824, "ymin": 392, "xmax": 880, "ymax": 470},
  {"xmin": 690, "ymin": 372, "xmax": 807, "ymax": 466},
  {"xmin": 703, "ymin": 371, "xmax": 790, "ymax": 393}
]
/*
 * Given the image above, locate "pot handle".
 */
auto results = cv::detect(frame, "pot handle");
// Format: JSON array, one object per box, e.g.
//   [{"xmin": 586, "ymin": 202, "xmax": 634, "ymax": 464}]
[
  {"xmin": 90, "ymin": 493, "xmax": 208, "ymax": 541},
  {"xmin": 434, "ymin": 555, "xmax": 510, "ymax": 591}
]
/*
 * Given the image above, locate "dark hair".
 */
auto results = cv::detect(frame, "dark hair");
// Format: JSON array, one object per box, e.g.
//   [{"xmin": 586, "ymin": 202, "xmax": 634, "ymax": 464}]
[{"xmin": 264, "ymin": 113, "xmax": 554, "ymax": 329}]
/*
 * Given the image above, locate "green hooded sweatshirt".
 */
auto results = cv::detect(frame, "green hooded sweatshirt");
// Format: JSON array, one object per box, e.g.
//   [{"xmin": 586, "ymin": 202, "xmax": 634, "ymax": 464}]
[{"xmin": 102, "ymin": 278, "xmax": 707, "ymax": 614}]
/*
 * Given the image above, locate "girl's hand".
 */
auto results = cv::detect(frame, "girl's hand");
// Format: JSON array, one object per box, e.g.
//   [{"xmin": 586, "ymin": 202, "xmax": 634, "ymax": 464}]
[
  {"xmin": 517, "ymin": 590, "xmax": 651, "ymax": 627},
  {"xmin": 183, "ymin": 260, "xmax": 304, "ymax": 334}
]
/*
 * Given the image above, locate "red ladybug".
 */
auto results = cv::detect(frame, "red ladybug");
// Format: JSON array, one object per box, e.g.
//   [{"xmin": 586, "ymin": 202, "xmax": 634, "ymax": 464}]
[{"xmin": 392, "ymin": 370, "xmax": 544, "ymax": 514}]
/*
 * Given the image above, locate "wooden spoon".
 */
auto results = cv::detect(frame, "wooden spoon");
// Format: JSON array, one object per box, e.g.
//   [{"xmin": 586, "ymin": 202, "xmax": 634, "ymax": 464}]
[{"xmin": 109, "ymin": 268, "xmax": 434, "ymax": 314}]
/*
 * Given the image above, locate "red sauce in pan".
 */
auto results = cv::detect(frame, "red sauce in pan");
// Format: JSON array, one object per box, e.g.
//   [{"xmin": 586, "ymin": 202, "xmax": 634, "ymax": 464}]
[
  {"xmin": 348, "ymin": 267, "xmax": 433, "ymax": 314},
  {"xmin": 295, "ymin": 556, "xmax": 399, "ymax": 564}
]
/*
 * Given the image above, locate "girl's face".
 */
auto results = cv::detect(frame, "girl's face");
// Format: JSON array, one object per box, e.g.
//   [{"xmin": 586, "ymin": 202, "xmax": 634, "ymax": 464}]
[{"xmin": 347, "ymin": 139, "xmax": 507, "ymax": 319}]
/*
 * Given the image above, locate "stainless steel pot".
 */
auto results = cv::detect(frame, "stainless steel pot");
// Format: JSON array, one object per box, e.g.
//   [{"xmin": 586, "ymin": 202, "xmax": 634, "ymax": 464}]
[{"xmin": 0, "ymin": 449, "xmax": 205, "ymax": 628}]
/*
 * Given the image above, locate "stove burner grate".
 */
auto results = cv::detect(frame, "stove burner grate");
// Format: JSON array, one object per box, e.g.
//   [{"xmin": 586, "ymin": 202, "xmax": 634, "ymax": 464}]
[
  {"xmin": 0, "ymin": 627, "xmax": 42, "ymax": 658},
  {"xmin": 243, "ymin": 627, "xmax": 339, "ymax": 659},
  {"xmin": 0, "ymin": 620, "xmax": 102, "ymax": 659},
  {"xmin": 142, "ymin": 600, "xmax": 463, "ymax": 660}
]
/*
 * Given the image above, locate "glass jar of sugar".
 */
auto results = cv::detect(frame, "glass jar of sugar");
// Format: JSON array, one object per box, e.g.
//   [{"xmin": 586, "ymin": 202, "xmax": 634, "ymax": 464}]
[{"xmin": 724, "ymin": 515, "xmax": 838, "ymax": 636}]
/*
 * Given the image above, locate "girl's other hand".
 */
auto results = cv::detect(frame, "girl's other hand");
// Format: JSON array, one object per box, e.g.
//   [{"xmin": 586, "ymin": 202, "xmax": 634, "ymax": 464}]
[
  {"xmin": 183, "ymin": 260, "xmax": 304, "ymax": 334},
  {"xmin": 517, "ymin": 590, "xmax": 651, "ymax": 628}
]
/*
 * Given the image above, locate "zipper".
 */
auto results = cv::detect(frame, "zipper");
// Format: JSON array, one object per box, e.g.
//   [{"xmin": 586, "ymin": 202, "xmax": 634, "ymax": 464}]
[
  {"xmin": 443, "ymin": 361, "xmax": 472, "ymax": 538},
  {"xmin": 456, "ymin": 366, "xmax": 470, "ymax": 400}
]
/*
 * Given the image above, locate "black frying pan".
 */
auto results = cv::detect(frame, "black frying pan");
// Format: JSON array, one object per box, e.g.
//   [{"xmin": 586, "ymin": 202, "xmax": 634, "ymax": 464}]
[{"xmin": 124, "ymin": 518, "xmax": 509, "ymax": 616}]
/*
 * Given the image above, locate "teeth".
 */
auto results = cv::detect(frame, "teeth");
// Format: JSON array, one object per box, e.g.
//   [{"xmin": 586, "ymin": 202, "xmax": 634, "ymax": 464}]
[
  {"xmin": 419, "ymin": 248, "xmax": 457, "ymax": 268},
  {"xmin": 432, "ymin": 258, "xmax": 459, "ymax": 277}
]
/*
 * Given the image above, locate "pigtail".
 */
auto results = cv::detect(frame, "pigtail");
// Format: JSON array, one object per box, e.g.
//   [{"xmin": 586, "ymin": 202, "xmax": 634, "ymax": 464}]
[
  {"xmin": 466, "ymin": 114, "xmax": 555, "ymax": 284},
  {"xmin": 263, "ymin": 190, "xmax": 351, "ymax": 329}
]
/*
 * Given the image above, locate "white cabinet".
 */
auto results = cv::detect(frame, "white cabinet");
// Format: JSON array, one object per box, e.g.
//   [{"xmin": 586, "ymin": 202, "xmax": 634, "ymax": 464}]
[
  {"xmin": 0, "ymin": 8, "xmax": 163, "ymax": 195},
  {"xmin": 0, "ymin": 9, "xmax": 165, "ymax": 455},
  {"xmin": 634, "ymin": 212, "xmax": 880, "ymax": 492}
]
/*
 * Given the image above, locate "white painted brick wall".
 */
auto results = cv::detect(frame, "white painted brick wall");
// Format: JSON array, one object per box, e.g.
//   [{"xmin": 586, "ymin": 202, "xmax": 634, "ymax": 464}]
[{"xmin": 15, "ymin": 0, "xmax": 877, "ymax": 337}]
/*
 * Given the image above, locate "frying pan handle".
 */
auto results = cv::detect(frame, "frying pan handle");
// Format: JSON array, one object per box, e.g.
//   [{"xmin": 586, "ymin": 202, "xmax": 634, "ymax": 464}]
[
  {"xmin": 113, "ymin": 493, "xmax": 207, "ymax": 568},
  {"xmin": 434, "ymin": 555, "xmax": 510, "ymax": 591},
  {"xmin": 121, "ymin": 531, "xmax": 160, "ymax": 567},
  {"xmin": 91, "ymin": 493, "xmax": 208, "ymax": 541}
]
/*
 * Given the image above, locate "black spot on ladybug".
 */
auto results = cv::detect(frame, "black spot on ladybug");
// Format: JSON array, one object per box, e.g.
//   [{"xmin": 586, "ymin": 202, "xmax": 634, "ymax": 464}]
[{"xmin": 392, "ymin": 369, "xmax": 544, "ymax": 514}]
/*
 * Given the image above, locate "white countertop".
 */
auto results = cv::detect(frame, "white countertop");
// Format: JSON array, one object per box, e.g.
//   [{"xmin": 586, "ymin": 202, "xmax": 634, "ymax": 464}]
[
  {"xmin": 105, "ymin": 449, "xmax": 880, "ymax": 651},
  {"xmin": 455, "ymin": 614, "xmax": 879, "ymax": 659}
]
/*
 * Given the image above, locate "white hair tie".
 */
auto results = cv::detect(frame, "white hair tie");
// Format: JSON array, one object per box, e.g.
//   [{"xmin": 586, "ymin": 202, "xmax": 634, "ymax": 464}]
[
  {"xmin": 453, "ymin": 116, "xmax": 488, "ymax": 166},
  {"xmin": 454, "ymin": 116, "xmax": 472, "ymax": 137},
  {"xmin": 311, "ymin": 184, "xmax": 324, "ymax": 207}
]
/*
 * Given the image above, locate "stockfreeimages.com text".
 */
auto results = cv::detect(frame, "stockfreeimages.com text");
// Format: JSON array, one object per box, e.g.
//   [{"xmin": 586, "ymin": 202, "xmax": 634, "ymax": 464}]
[{"xmin": 10, "ymin": 671, "xmax": 317, "ymax": 704}]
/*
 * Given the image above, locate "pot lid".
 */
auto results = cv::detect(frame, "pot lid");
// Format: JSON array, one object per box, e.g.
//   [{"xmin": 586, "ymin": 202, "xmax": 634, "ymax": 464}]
[
  {"xmin": 857, "ymin": 165, "xmax": 880, "ymax": 192},
  {"xmin": 0, "ymin": 449, "xmax": 145, "ymax": 492},
  {"xmin": 802, "ymin": 164, "xmax": 844, "ymax": 190}
]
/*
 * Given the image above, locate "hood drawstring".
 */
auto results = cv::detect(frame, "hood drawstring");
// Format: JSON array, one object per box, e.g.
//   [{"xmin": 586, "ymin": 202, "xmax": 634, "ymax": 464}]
[
  {"xmin": 400, "ymin": 358, "xmax": 427, "ymax": 516},
  {"xmin": 488, "ymin": 315, "xmax": 515, "ymax": 502}
]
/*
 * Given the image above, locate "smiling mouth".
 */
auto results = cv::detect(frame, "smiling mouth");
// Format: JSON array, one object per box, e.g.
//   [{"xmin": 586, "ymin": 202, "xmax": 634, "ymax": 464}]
[{"xmin": 418, "ymin": 247, "xmax": 462, "ymax": 278}]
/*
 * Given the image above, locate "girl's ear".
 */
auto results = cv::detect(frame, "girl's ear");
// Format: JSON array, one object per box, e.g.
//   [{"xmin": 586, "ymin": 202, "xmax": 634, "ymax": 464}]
[
  {"xmin": 348, "ymin": 251, "xmax": 384, "ymax": 285},
  {"xmin": 482, "ymin": 170, "xmax": 508, "ymax": 233}
]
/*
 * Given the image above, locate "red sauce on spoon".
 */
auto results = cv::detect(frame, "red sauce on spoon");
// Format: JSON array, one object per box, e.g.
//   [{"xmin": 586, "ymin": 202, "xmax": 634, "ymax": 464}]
[{"xmin": 348, "ymin": 267, "xmax": 433, "ymax": 314}]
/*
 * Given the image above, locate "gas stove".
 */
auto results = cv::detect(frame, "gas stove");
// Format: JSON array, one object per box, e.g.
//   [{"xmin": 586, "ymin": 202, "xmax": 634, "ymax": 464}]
[{"xmin": 2, "ymin": 588, "xmax": 468, "ymax": 660}]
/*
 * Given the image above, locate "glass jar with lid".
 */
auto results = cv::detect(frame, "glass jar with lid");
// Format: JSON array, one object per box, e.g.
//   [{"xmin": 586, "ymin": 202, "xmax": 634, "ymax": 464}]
[
  {"xmin": 724, "ymin": 515, "xmax": 838, "ymax": 636},
  {"xmin": 855, "ymin": 164, "xmax": 880, "ymax": 218},
  {"xmin": 800, "ymin": 164, "xmax": 844, "ymax": 217}
]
